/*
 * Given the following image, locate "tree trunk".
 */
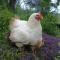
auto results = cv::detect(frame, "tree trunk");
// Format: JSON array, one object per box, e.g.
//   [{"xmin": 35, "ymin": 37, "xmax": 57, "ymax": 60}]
[{"xmin": 9, "ymin": 0, "xmax": 16, "ymax": 10}]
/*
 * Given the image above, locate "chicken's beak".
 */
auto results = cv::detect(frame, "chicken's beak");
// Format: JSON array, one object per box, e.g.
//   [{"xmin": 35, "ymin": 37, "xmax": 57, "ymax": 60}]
[
  {"xmin": 41, "ymin": 15, "xmax": 43, "ymax": 20},
  {"xmin": 38, "ymin": 12, "xmax": 43, "ymax": 20}
]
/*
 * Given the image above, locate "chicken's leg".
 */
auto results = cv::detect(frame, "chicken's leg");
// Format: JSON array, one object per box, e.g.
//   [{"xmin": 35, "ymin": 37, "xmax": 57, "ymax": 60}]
[
  {"xmin": 31, "ymin": 40, "xmax": 44, "ymax": 56},
  {"xmin": 31, "ymin": 46, "xmax": 36, "ymax": 56}
]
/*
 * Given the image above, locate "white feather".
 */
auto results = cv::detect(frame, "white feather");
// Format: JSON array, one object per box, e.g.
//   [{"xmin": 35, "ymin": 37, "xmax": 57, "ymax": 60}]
[{"xmin": 9, "ymin": 13, "xmax": 42, "ymax": 47}]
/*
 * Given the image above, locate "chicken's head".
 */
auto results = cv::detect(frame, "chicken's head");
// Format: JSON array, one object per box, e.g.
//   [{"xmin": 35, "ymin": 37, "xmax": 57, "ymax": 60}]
[
  {"xmin": 28, "ymin": 13, "xmax": 43, "ymax": 21},
  {"xmin": 35, "ymin": 13, "xmax": 43, "ymax": 21}
]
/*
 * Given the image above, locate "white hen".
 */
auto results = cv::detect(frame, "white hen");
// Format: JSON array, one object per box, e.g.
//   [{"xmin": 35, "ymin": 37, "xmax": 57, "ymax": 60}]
[{"xmin": 9, "ymin": 13, "xmax": 43, "ymax": 51}]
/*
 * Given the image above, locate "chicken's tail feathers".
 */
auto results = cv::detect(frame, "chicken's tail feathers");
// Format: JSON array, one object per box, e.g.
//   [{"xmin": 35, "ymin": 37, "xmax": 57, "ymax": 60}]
[{"xmin": 9, "ymin": 16, "xmax": 20, "ymax": 30}]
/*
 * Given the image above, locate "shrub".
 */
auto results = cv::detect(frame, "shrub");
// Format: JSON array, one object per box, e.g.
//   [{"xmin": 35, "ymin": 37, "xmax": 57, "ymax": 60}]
[
  {"xmin": 0, "ymin": 8, "xmax": 14, "ymax": 32},
  {"xmin": 41, "ymin": 13, "xmax": 57, "ymax": 36}
]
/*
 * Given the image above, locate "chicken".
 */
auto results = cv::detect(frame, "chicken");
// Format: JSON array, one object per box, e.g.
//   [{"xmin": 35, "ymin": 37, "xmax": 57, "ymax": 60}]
[{"xmin": 9, "ymin": 13, "xmax": 44, "ymax": 54}]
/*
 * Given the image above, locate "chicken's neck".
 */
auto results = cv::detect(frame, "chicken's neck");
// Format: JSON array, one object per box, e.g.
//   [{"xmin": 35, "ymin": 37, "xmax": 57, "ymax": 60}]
[{"xmin": 27, "ymin": 18, "xmax": 40, "ymax": 28}]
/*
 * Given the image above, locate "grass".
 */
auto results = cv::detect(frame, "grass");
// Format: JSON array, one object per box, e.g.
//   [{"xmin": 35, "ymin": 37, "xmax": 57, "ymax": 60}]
[{"xmin": 0, "ymin": 7, "xmax": 22, "ymax": 60}]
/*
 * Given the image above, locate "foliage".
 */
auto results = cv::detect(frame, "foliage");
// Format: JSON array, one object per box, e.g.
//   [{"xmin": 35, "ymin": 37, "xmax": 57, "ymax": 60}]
[
  {"xmin": 39, "ymin": 0, "xmax": 51, "ymax": 15},
  {"xmin": 41, "ymin": 13, "xmax": 57, "ymax": 36},
  {"xmin": 0, "ymin": 7, "xmax": 18, "ymax": 60},
  {"xmin": 0, "ymin": 8, "xmax": 14, "ymax": 32},
  {"xmin": 15, "ymin": 6, "xmax": 32, "ymax": 20},
  {"xmin": 0, "ymin": 0, "xmax": 8, "ymax": 7}
]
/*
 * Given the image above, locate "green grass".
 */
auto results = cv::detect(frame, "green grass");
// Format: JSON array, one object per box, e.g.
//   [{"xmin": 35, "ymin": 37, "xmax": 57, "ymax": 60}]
[{"xmin": 0, "ymin": 7, "xmax": 22, "ymax": 60}]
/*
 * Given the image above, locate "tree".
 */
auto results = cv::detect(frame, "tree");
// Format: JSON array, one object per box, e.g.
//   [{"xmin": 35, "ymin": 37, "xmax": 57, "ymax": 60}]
[{"xmin": 9, "ymin": 0, "xmax": 16, "ymax": 10}]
